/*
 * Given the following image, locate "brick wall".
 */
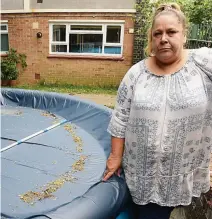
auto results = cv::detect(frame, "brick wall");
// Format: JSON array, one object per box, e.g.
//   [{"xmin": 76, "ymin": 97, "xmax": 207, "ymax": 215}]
[{"xmin": 1, "ymin": 12, "xmax": 135, "ymax": 86}]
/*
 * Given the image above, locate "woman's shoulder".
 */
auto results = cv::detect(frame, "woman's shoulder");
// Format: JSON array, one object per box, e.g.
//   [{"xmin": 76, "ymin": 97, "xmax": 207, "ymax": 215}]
[
  {"xmin": 189, "ymin": 47, "xmax": 212, "ymax": 78},
  {"xmin": 129, "ymin": 60, "xmax": 145, "ymax": 73},
  {"xmin": 122, "ymin": 60, "xmax": 146, "ymax": 82},
  {"xmin": 190, "ymin": 47, "xmax": 212, "ymax": 61}
]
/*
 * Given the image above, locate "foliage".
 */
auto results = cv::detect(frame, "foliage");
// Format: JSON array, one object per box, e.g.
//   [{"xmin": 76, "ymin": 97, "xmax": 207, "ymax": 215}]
[
  {"xmin": 1, "ymin": 61, "xmax": 18, "ymax": 80},
  {"xmin": 1, "ymin": 48, "xmax": 27, "ymax": 80},
  {"xmin": 188, "ymin": 0, "xmax": 212, "ymax": 24},
  {"xmin": 152, "ymin": 0, "xmax": 212, "ymax": 24},
  {"xmin": 135, "ymin": 1, "xmax": 153, "ymax": 43}
]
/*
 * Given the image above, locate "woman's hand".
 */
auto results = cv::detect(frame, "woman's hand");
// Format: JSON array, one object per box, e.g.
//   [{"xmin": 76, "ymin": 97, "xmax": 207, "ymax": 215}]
[{"xmin": 102, "ymin": 153, "xmax": 122, "ymax": 181}]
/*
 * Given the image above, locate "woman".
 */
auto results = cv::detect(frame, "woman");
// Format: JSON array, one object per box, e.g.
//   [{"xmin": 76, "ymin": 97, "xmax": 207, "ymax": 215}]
[{"xmin": 103, "ymin": 2, "xmax": 212, "ymax": 219}]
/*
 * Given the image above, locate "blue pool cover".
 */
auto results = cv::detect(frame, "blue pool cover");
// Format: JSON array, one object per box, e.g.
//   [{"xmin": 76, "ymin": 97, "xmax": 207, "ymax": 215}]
[{"xmin": 1, "ymin": 88, "xmax": 130, "ymax": 219}]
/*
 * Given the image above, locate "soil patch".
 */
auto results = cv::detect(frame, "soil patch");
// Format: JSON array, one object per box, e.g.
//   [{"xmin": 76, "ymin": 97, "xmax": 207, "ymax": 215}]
[{"xmin": 74, "ymin": 93, "xmax": 116, "ymax": 108}]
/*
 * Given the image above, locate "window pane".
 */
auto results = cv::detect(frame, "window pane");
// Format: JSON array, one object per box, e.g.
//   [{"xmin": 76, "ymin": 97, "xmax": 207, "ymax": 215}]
[
  {"xmin": 104, "ymin": 46, "xmax": 121, "ymax": 54},
  {"xmin": 69, "ymin": 34, "xmax": 103, "ymax": 53},
  {"xmin": 1, "ymin": 34, "xmax": 9, "ymax": 52},
  {"xmin": 71, "ymin": 25, "xmax": 102, "ymax": 31},
  {"xmin": 106, "ymin": 26, "xmax": 121, "ymax": 43},
  {"xmin": 51, "ymin": 45, "xmax": 67, "ymax": 52},
  {"xmin": 1, "ymin": 25, "xmax": 7, "ymax": 31},
  {"xmin": 53, "ymin": 25, "xmax": 66, "ymax": 41}
]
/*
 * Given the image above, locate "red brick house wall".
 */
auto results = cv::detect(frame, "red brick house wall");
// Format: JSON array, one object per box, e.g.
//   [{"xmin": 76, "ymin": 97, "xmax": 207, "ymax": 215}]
[{"xmin": 1, "ymin": 13, "xmax": 135, "ymax": 86}]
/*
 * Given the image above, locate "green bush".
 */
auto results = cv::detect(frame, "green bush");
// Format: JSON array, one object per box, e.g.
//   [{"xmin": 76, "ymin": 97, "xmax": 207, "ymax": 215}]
[
  {"xmin": 1, "ymin": 48, "xmax": 27, "ymax": 80},
  {"xmin": 1, "ymin": 60, "xmax": 18, "ymax": 80}
]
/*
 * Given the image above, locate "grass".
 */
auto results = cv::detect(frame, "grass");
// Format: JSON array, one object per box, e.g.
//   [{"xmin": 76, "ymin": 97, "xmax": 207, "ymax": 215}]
[{"xmin": 12, "ymin": 83, "xmax": 118, "ymax": 95}]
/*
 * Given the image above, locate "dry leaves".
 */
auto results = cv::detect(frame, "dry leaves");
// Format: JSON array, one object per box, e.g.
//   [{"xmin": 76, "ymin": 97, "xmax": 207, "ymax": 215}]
[
  {"xmin": 64, "ymin": 124, "xmax": 83, "ymax": 152},
  {"xmin": 19, "ymin": 122, "xmax": 88, "ymax": 205}
]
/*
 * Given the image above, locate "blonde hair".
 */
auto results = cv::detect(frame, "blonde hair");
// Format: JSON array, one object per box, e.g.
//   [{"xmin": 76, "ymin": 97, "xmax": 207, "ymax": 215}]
[{"xmin": 145, "ymin": 3, "xmax": 188, "ymax": 56}]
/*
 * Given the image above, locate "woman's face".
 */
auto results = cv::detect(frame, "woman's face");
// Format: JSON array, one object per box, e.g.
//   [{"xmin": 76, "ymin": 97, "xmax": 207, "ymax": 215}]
[{"xmin": 151, "ymin": 14, "xmax": 186, "ymax": 64}]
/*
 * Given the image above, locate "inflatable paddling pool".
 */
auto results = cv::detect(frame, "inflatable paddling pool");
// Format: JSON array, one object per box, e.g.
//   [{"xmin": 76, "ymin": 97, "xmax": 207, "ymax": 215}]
[{"xmin": 1, "ymin": 88, "xmax": 130, "ymax": 219}]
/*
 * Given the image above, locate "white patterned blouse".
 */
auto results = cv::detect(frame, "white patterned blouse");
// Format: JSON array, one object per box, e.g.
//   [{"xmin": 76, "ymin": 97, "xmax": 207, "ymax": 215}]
[{"xmin": 108, "ymin": 47, "xmax": 212, "ymax": 207}]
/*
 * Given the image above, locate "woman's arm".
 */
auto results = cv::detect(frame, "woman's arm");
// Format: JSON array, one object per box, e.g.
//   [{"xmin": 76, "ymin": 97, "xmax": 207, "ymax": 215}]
[
  {"xmin": 103, "ymin": 63, "xmax": 141, "ymax": 181},
  {"xmin": 111, "ymin": 136, "xmax": 125, "ymax": 157},
  {"xmin": 103, "ymin": 136, "xmax": 124, "ymax": 181},
  {"xmin": 103, "ymin": 137, "xmax": 125, "ymax": 181}
]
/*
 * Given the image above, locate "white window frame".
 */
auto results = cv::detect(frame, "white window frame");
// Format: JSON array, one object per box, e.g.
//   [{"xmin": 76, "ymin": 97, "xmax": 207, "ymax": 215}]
[
  {"xmin": 49, "ymin": 20, "xmax": 125, "ymax": 57},
  {"xmin": 0, "ymin": 21, "xmax": 9, "ymax": 54}
]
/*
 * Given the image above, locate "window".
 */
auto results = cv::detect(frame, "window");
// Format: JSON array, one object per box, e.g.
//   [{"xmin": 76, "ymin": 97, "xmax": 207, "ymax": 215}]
[
  {"xmin": 0, "ymin": 23, "xmax": 9, "ymax": 53},
  {"xmin": 49, "ymin": 21, "xmax": 124, "ymax": 56}
]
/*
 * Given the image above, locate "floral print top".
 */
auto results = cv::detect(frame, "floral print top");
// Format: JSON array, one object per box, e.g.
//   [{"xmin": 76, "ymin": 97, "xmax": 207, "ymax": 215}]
[{"xmin": 108, "ymin": 47, "xmax": 212, "ymax": 206}]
